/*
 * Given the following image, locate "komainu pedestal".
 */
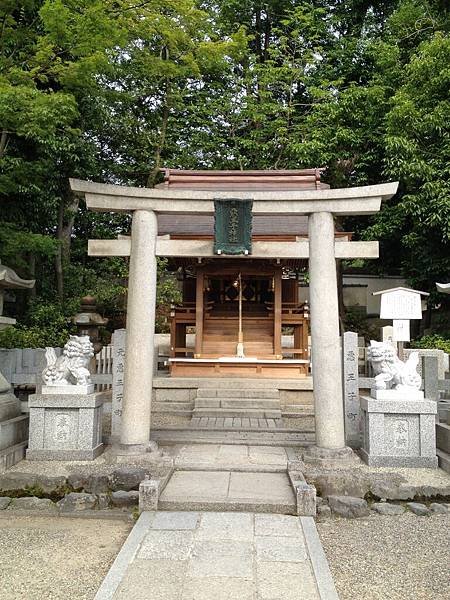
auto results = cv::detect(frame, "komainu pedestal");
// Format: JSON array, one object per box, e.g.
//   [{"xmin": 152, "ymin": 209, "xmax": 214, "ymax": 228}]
[
  {"xmin": 360, "ymin": 393, "xmax": 438, "ymax": 468},
  {"xmin": 26, "ymin": 393, "xmax": 105, "ymax": 461}
]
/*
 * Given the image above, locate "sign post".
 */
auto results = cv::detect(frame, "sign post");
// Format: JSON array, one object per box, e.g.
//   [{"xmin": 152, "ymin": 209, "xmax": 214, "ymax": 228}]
[{"xmin": 373, "ymin": 287, "xmax": 429, "ymax": 357}]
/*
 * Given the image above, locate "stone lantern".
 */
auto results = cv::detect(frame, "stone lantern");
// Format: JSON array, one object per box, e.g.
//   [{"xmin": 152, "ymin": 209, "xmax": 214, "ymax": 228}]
[
  {"xmin": 72, "ymin": 295, "xmax": 108, "ymax": 354},
  {"xmin": 0, "ymin": 261, "xmax": 35, "ymax": 330}
]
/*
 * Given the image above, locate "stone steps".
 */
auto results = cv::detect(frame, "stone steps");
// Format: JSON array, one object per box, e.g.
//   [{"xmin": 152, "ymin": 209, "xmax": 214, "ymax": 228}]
[
  {"xmin": 196, "ymin": 388, "xmax": 279, "ymax": 399},
  {"xmin": 152, "ymin": 427, "xmax": 315, "ymax": 446},
  {"xmin": 192, "ymin": 408, "xmax": 282, "ymax": 419},
  {"xmin": 190, "ymin": 416, "xmax": 283, "ymax": 429},
  {"xmin": 157, "ymin": 470, "xmax": 297, "ymax": 514},
  {"xmin": 195, "ymin": 398, "xmax": 280, "ymax": 409},
  {"xmin": 191, "ymin": 387, "xmax": 282, "ymax": 423}
]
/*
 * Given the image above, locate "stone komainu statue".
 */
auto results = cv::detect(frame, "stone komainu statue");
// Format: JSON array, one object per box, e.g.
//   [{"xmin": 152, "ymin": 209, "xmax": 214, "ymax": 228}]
[
  {"xmin": 42, "ymin": 335, "xmax": 94, "ymax": 386},
  {"xmin": 367, "ymin": 340, "xmax": 421, "ymax": 391}
]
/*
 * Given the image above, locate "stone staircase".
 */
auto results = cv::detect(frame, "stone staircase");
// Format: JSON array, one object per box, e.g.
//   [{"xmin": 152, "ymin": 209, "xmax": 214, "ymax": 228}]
[
  {"xmin": 191, "ymin": 387, "xmax": 282, "ymax": 427},
  {"xmin": 151, "ymin": 378, "xmax": 316, "ymax": 447}
]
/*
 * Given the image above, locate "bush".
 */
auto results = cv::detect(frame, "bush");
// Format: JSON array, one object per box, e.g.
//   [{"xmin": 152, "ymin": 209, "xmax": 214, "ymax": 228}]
[
  {"xmin": 0, "ymin": 301, "xmax": 78, "ymax": 348},
  {"xmin": 411, "ymin": 334, "xmax": 450, "ymax": 354}
]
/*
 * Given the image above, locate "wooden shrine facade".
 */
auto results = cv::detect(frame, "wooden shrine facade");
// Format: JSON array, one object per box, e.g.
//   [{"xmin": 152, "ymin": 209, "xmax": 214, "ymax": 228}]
[
  {"xmin": 169, "ymin": 261, "xmax": 310, "ymax": 377},
  {"xmin": 162, "ymin": 169, "xmax": 326, "ymax": 377}
]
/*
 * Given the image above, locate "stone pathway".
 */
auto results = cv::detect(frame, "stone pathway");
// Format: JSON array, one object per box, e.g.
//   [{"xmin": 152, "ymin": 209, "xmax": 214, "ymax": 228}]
[
  {"xmin": 171, "ymin": 443, "xmax": 289, "ymax": 471},
  {"xmin": 95, "ymin": 511, "xmax": 338, "ymax": 600},
  {"xmin": 159, "ymin": 470, "xmax": 296, "ymax": 513}
]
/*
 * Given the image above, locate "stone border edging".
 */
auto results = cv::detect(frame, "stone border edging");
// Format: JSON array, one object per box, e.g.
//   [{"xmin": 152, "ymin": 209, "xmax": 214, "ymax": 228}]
[
  {"xmin": 0, "ymin": 509, "xmax": 134, "ymax": 522},
  {"xmin": 300, "ymin": 516, "xmax": 339, "ymax": 600},
  {"xmin": 94, "ymin": 511, "xmax": 153, "ymax": 600}
]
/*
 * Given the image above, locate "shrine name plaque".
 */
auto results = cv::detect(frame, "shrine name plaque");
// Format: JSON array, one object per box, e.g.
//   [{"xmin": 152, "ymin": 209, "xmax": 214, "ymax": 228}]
[{"xmin": 214, "ymin": 199, "xmax": 253, "ymax": 255}]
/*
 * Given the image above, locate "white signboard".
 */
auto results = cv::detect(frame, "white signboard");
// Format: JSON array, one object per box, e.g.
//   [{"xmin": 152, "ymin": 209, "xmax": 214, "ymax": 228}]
[
  {"xmin": 393, "ymin": 319, "xmax": 410, "ymax": 342},
  {"xmin": 379, "ymin": 290, "xmax": 422, "ymax": 320}
]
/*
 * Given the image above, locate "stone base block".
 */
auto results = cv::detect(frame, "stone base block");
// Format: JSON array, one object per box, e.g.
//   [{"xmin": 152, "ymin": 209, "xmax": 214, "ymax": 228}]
[
  {"xmin": 0, "ymin": 441, "xmax": 27, "ymax": 473},
  {"xmin": 361, "ymin": 395, "xmax": 437, "ymax": 469},
  {"xmin": 0, "ymin": 394, "xmax": 22, "ymax": 421},
  {"xmin": 371, "ymin": 389, "xmax": 424, "ymax": 401},
  {"xmin": 0, "ymin": 414, "xmax": 29, "ymax": 452},
  {"xmin": 42, "ymin": 384, "xmax": 95, "ymax": 395},
  {"xmin": 359, "ymin": 449, "xmax": 438, "ymax": 468},
  {"xmin": 26, "ymin": 444, "xmax": 103, "ymax": 461},
  {"xmin": 436, "ymin": 422, "xmax": 450, "ymax": 454},
  {"xmin": 302, "ymin": 445, "xmax": 358, "ymax": 466},
  {"xmin": 27, "ymin": 392, "xmax": 104, "ymax": 461}
]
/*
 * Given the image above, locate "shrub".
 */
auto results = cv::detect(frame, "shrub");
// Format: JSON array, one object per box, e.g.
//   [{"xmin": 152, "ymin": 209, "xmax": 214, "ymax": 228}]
[{"xmin": 411, "ymin": 334, "xmax": 450, "ymax": 354}]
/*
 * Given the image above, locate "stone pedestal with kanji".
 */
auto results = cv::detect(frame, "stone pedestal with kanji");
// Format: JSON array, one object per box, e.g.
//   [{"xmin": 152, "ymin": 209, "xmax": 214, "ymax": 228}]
[
  {"xmin": 360, "ymin": 392, "xmax": 438, "ymax": 468},
  {"xmin": 26, "ymin": 392, "xmax": 105, "ymax": 460}
]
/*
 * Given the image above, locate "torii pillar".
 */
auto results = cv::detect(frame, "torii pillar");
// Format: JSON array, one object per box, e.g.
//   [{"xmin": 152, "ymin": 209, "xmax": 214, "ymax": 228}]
[
  {"xmin": 307, "ymin": 212, "xmax": 350, "ymax": 460},
  {"xmin": 120, "ymin": 209, "xmax": 158, "ymax": 453}
]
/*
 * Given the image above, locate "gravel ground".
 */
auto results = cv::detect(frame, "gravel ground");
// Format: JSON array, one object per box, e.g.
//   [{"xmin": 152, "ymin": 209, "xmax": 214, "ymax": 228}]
[
  {"xmin": 0, "ymin": 515, "xmax": 132, "ymax": 600},
  {"xmin": 317, "ymin": 512, "xmax": 450, "ymax": 600}
]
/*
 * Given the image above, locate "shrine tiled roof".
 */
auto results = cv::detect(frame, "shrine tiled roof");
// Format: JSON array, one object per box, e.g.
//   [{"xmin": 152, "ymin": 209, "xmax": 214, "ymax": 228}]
[{"xmin": 156, "ymin": 168, "xmax": 330, "ymax": 191}]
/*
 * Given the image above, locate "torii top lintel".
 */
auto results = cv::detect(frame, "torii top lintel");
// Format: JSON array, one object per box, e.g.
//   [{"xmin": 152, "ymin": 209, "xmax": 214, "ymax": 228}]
[{"xmin": 69, "ymin": 176, "xmax": 398, "ymax": 217}]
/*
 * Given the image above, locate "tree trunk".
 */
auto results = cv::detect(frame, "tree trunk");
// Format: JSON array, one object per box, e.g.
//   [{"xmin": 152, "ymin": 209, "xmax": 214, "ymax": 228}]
[
  {"xmin": 29, "ymin": 253, "xmax": 36, "ymax": 300},
  {"xmin": 55, "ymin": 192, "xmax": 80, "ymax": 300},
  {"xmin": 0, "ymin": 130, "xmax": 8, "ymax": 159},
  {"xmin": 147, "ymin": 96, "xmax": 170, "ymax": 188},
  {"xmin": 336, "ymin": 259, "xmax": 346, "ymax": 334}
]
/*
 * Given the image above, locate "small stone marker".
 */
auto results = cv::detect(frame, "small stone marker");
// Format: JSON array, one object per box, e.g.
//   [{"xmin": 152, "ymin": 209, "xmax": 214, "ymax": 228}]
[
  {"xmin": 112, "ymin": 328, "xmax": 126, "ymax": 439},
  {"xmin": 381, "ymin": 325, "xmax": 394, "ymax": 343},
  {"xmin": 343, "ymin": 331, "xmax": 360, "ymax": 447}
]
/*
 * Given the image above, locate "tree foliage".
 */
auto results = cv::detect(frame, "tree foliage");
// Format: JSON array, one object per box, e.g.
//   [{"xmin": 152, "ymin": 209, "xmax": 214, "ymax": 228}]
[{"xmin": 1, "ymin": 0, "xmax": 449, "ymax": 343}]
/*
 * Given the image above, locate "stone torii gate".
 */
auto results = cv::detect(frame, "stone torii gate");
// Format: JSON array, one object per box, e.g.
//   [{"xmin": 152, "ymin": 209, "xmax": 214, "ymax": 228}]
[{"xmin": 70, "ymin": 178, "xmax": 398, "ymax": 458}]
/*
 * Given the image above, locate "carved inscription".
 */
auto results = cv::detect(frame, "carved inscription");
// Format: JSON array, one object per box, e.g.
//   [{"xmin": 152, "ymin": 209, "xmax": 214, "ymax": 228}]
[
  {"xmin": 112, "ymin": 329, "xmax": 126, "ymax": 437},
  {"xmin": 343, "ymin": 331, "xmax": 360, "ymax": 445}
]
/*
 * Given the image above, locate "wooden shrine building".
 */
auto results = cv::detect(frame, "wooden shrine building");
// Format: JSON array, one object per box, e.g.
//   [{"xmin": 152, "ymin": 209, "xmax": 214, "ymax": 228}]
[{"xmin": 158, "ymin": 169, "xmax": 335, "ymax": 378}]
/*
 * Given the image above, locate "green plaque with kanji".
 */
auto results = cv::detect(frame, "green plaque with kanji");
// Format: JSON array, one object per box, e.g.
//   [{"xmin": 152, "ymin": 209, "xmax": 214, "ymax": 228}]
[{"xmin": 214, "ymin": 199, "xmax": 253, "ymax": 255}]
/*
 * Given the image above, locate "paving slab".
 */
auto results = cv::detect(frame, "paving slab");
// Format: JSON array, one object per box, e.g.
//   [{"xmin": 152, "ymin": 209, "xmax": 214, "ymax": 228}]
[
  {"xmin": 171, "ymin": 443, "xmax": 289, "ymax": 472},
  {"xmin": 159, "ymin": 470, "xmax": 296, "ymax": 513},
  {"xmin": 94, "ymin": 511, "xmax": 337, "ymax": 600}
]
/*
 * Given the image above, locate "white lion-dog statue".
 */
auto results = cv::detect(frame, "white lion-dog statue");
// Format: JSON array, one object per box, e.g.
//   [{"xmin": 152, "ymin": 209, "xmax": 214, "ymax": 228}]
[
  {"xmin": 42, "ymin": 335, "xmax": 94, "ymax": 386},
  {"xmin": 367, "ymin": 340, "xmax": 421, "ymax": 391}
]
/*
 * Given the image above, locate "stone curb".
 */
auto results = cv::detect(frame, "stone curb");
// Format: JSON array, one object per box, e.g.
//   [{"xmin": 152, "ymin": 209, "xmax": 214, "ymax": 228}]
[
  {"xmin": 0, "ymin": 509, "xmax": 134, "ymax": 521},
  {"xmin": 94, "ymin": 511, "xmax": 154, "ymax": 600},
  {"xmin": 300, "ymin": 516, "xmax": 339, "ymax": 600}
]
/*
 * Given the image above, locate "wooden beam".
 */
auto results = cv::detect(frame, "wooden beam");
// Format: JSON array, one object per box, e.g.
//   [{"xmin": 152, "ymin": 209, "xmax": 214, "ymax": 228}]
[
  {"xmin": 88, "ymin": 238, "xmax": 379, "ymax": 260},
  {"xmin": 195, "ymin": 270, "xmax": 204, "ymax": 357},
  {"xmin": 273, "ymin": 270, "xmax": 282, "ymax": 358}
]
